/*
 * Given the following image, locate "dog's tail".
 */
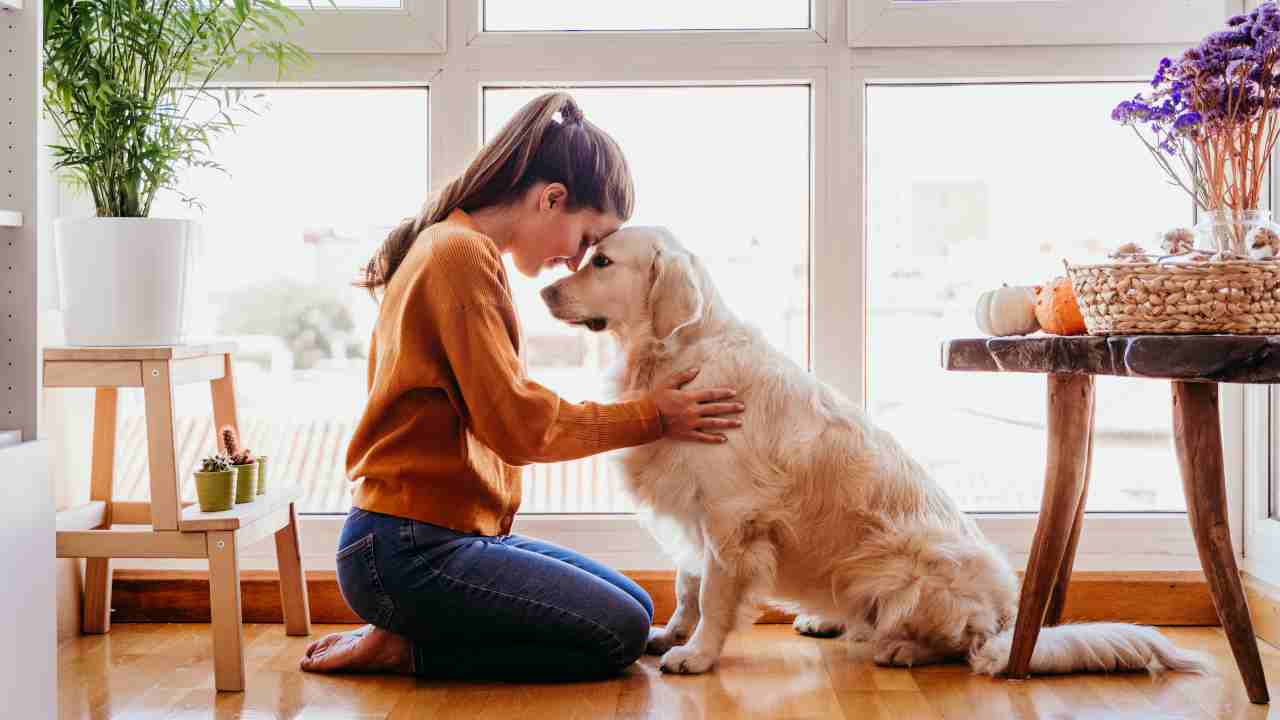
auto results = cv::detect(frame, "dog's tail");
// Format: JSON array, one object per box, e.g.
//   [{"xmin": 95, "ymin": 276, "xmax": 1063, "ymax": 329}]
[{"xmin": 967, "ymin": 622, "xmax": 1212, "ymax": 676}]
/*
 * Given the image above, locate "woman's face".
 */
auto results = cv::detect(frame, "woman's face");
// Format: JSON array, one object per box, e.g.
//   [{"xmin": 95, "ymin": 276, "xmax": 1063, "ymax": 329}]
[{"xmin": 509, "ymin": 183, "xmax": 624, "ymax": 278}]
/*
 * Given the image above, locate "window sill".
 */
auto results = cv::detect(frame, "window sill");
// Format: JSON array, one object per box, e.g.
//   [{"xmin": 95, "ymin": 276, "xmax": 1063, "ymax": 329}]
[{"xmin": 112, "ymin": 511, "xmax": 1205, "ymax": 574}]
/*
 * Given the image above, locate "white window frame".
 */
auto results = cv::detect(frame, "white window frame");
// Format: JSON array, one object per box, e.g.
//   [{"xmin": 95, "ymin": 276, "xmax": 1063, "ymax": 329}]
[
  {"xmin": 102, "ymin": 0, "xmax": 1251, "ymax": 575},
  {"xmin": 850, "ymin": 0, "xmax": 1240, "ymax": 49},
  {"xmin": 279, "ymin": 0, "xmax": 446, "ymax": 54},
  {"xmin": 1242, "ymin": 153, "xmax": 1280, "ymax": 586},
  {"xmin": 1242, "ymin": 386, "xmax": 1278, "ymax": 584},
  {"xmin": 468, "ymin": 0, "xmax": 829, "ymax": 48}
]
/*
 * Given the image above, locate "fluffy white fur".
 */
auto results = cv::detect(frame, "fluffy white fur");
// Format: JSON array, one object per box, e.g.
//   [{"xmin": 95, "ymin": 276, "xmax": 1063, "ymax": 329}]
[{"xmin": 540, "ymin": 226, "xmax": 1211, "ymax": 677}]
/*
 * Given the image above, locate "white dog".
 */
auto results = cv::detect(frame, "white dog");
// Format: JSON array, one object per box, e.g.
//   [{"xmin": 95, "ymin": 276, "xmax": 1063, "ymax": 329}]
[{"xmin": 540, "ymin": 226, "xmax": 1209, "ymax": 677}]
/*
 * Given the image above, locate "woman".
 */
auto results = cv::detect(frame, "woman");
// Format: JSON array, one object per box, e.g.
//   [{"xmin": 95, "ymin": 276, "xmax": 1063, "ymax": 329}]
[{"xmin": 300, "ymin": 92, "xmax": 744, "ymax": 680}]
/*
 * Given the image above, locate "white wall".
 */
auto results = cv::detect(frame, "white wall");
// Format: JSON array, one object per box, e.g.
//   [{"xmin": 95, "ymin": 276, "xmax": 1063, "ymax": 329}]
[{"xmin": 3, "ymin": 0, "xmax": 58, "ymax": 714}]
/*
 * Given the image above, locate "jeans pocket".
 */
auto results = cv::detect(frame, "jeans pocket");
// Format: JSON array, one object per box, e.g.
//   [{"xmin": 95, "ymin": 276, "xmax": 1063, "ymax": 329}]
[{"xmin": 335, "ymin": 532, "xmax": 396, "ymax": 628}]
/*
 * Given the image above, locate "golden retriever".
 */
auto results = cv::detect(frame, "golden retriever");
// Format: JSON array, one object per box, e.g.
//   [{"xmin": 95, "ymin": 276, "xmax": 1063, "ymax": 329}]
[{"xmin": 539, "ymin": 226, "xmax": 1208, "ymax": 677}]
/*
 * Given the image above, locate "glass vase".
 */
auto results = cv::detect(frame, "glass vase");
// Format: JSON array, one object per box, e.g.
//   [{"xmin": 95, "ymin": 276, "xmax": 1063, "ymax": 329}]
[{"xmin": 1194, "ymin": 208, "xmax": 1280, "ymax": 258}]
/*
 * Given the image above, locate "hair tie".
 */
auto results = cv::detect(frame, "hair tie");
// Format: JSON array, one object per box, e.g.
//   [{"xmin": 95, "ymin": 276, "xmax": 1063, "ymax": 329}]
[{"xmin": 560, "ymin": 103, "xmax": 584, "ymax": 126}]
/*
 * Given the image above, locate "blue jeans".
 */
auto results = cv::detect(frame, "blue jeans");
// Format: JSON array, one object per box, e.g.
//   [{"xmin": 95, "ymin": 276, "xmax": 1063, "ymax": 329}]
[{"xmin": 335, "ymin": 507, "xmax": 654, "ymax": 681}]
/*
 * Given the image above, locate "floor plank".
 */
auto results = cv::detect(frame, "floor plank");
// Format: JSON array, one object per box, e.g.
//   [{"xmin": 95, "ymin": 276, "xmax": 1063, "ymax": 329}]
[{"xmin": 56, "ymin": 624, "xmax": 1280, "ymax": 719}]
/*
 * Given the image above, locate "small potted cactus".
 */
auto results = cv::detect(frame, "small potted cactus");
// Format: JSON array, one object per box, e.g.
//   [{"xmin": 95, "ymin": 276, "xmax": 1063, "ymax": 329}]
[
  {"xmin": 220, "ymin": 425, "xmax": 258, "ymax": 504},
  {"xmin": 194, "ymin": 455, "xmax": 235, "ymax": 513}
]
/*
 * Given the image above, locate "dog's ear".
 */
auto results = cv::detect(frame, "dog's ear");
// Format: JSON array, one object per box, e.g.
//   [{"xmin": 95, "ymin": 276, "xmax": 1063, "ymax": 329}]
[{"xmin": 649, "ymin": 248, "xmax": 704, "ymax": 341}]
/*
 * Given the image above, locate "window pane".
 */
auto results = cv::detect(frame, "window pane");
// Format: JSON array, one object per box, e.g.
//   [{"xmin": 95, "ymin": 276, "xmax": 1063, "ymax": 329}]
[
  {"xmin": 134, "ymin": 88, "xmax": 429, "ymax": 515},
  {"xmin": 484, "ymin": 85, "xmax": 811, "ymax": 513},
  {"xmin": 484, "ymin": 0, "xmax": 809, "ymax": 32},
  {"xmin": 867, "ymin": 82, "xmax": 1189, "ymax": 513},
  {"xmin": 283, "ymin": 0, "xmax": 401, "ymax": 8}
]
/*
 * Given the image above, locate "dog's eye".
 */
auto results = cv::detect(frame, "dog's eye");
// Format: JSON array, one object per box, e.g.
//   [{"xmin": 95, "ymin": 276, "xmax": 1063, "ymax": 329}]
[{"xmin": 592, "ymin": 253, "xmax": 613, "ymax": 269}]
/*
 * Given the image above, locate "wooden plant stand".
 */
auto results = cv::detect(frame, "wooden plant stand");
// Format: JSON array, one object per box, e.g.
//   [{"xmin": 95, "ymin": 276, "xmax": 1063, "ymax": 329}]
[
  {"xmin": 49, "ymin": 343, "xmax": 311, "ymax": 692},
  {"xmin": 944, "ymin": 334, "xmax": 1272, "ymax": 704}
]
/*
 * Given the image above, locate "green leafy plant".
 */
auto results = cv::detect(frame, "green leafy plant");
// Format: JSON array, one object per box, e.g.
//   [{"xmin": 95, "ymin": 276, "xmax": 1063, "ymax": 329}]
[
  {"xmin": 199, "ymin": 454, "xmax": 232, "ymax": 473},
  {"xmin": 220, "ymin": 425, "xmax": 254, "ymax": 465},
  {"xmin": 42, "ymin": 0, "xmax": 322, "ymax": 217}
]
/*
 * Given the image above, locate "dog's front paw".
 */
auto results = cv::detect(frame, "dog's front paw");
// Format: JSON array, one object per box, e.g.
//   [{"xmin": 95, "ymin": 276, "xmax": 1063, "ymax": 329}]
[
  {"xmin": 792, "ymin": 614, "xmax": 846, "ymax": 639},
  {"xmin": 872, "ymin": 638, "xmax": 943, "ymax": 668},
  {"xmin": 659, "ymin": 645, "xmax": 717, "ymax": 674},
  {"xmin": 646, "ymin": 626, "xmax": 687, "ymax": 655}
]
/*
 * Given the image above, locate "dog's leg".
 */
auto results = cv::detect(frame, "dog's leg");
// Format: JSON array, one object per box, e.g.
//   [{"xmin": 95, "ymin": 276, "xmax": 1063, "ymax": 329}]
[
  {"xmin": 660, "ymin": 556, "xmax": 749, "ymax": 675},
  {"xmin": 647, "ymin": 565, "xmax": 702, "ymax": 655},
  {"xmin": 871, "ymin": 635, "xmax": 948, "ymax": 668},
  {"xmin": 792, "ymin": 614, "xmax": 847, "ymax": 639}
]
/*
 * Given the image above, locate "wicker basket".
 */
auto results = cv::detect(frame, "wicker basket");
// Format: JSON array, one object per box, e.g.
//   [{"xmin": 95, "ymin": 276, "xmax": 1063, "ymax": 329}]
[{"xmin": 1067, "ymin": 259, "xmax": 1280, "ymax": 335}]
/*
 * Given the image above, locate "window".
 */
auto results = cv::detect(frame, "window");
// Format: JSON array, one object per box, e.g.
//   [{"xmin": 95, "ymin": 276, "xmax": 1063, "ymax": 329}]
[
  {"xmin": 279, "ymin": 0, "xmax": 445, "ymax": 54},
  {"xmin": 849, "ymin": 0, "xmax": 1236, "ymax": 48},
  {"xmin": 284, "ymin": 0, "xmax": 401, "ymax": 8},
  {"xmin": 74, "ymin": 3, "xmax": 1235, "ymax": 574},
  {"xmin": 140, "ymin": 87, "xmax": 430, "ymax": 514},
  {"xmin": 866, "ymin": 82, "xmax": 1189, "ymax": 513},
  {"xmin": 484, "ymin": 85, "xmax": 811, "ymax": 513},
  {"xmin": 483, "ymin": 1, "xmax": 811, "ymax": 33}
]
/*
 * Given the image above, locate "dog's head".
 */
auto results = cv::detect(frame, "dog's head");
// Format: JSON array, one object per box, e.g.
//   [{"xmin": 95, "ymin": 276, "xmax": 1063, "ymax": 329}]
[{"xmin": 540, "ymin": 226, "xmax": 705, "ymax": 343}]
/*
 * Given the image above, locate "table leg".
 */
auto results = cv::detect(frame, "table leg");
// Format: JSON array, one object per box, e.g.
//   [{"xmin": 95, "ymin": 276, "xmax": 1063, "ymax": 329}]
[
  {"xmin": 1172, "ymin": 381, "xmax": 1269, "ymax": 704},
  {"xmin": 211, "ymin": 353, "xmax": 240, "ymax": 452},
  {"xmin": 274, "ymin": 503, "xmax": 312, "ymax": 637},
  {"xmin": 1005, "ymin": 373, "xmax": 1094, "ymax": 678},
  {"xmin": 83, "ymin": 387, "xmax": 118, "ymax": 635},
  {"xmin": 208, "ymin": 530, "xmax": 245, "ymax": 692},
  {"xmin": 1044, "ymin": 399, "xmax": 1095, "ymax": 626}
]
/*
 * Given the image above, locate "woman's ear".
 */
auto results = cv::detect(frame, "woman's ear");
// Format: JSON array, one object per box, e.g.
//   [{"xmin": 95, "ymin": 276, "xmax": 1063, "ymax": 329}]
[
  {"xmin": 649, "ymin": 249, "xmax": 704, "ymax": 340},
  {"xmin": 540, "ymin": 182, "xmax": 569, "ymax": 211}
]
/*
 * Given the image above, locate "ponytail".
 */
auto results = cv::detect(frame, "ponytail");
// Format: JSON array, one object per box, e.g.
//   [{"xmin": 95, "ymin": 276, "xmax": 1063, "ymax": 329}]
[{"xmin": 356, "ymin": 91, "xmax": 634, "ymax": 296}]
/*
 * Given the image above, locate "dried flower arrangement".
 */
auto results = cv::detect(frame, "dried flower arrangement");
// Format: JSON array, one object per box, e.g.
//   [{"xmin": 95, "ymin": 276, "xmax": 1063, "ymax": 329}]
[
  {"xmin": 1112, "ymin": 5, "xmax": 1280, "ymax": 212},
  {"xmin": 1112, "ymin": 3, "xmax": 1280, "ymax": 255}
]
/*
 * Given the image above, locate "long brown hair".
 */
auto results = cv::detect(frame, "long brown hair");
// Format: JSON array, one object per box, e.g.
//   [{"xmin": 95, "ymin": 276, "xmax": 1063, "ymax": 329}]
[{"xmin": 356, "ymin": 91, "xmax": 635, "ymax": 295}]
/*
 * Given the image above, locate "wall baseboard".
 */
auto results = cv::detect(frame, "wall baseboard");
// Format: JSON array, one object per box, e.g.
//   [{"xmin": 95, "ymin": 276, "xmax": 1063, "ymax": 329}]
[{"xmin": 103, "ymin": 569, "xmax": 1218, "ymax": 627}]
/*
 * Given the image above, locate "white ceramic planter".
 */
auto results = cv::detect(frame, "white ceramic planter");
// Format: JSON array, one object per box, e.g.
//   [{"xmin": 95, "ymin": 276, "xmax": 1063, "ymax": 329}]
[{"xmin": 54, "ymin": 217, "xmax": 196, "ymax": 346}]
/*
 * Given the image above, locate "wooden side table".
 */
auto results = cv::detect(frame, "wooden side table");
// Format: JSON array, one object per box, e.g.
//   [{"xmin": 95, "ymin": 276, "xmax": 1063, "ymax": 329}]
[
  {"xmin": 48, "ymin": 343, "xmax": 311, "ymax": 692},
  {"xmin": 944, "ymin": 335, "xmax": 1271, "ymax": 704}
]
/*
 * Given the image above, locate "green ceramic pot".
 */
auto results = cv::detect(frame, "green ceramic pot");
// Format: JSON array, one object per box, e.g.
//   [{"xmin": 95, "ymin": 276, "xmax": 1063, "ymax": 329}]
[
  {"xmin": 255, "ymin": 456, "xmax": 268, "ymax": 495},
  {"xmin": 232, "ymin": 462, "xmax": 258, "ymax": 504},
  {"xmin": 194, "ymin": 470, "xmax": 235, "ymax": 512}
]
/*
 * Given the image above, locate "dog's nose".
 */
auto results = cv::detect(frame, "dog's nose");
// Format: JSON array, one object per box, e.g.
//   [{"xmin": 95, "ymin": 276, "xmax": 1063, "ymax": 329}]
[{"xmin": 540, "ymin": 285, "xmax": 560, "ymax": 305}]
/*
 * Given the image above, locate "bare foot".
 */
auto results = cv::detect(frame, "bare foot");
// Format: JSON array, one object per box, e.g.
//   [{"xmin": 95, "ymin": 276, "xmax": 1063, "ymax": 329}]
[{"xmin": 299, "ymin": 624, "xmax": 414, "ymax": 674}]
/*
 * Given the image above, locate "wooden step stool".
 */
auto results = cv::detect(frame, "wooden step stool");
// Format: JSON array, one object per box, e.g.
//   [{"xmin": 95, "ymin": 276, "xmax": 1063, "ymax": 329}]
[{"xmin": 49, "ymin": 343, "xmax": 311, "ymax": 692}]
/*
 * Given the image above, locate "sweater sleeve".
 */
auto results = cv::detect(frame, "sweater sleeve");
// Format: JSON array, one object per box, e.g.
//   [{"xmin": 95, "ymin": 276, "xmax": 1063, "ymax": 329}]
[{"xmin": 418, "ymin": 233, "xmax": 663, "ymax": 466}]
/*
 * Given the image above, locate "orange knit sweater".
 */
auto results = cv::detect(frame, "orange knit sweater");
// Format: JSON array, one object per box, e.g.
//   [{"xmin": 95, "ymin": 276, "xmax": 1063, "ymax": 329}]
[{"xmin": 346, "ymin": 209, "xmax": 663, "ymax": 535}]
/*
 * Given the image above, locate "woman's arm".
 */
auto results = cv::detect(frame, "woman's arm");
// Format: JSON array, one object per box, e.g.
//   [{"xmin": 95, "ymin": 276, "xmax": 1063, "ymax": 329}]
[
  {"xmin": 419, "ymin": 232, "xmax": 740, "ymax": 465},
  {"xmin": 434, "ymin": 298, "xmax": 662, "ymax": 465}
]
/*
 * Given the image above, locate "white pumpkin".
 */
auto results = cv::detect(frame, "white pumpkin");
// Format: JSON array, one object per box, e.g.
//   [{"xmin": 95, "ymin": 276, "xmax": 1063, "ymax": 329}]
[{"xmin": 975, "ymin": 286, "xmax": 1040, "ymax": 337}]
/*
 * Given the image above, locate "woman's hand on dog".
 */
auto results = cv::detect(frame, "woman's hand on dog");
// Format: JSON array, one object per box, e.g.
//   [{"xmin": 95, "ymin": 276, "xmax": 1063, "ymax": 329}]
[{"xmin": 651, "ymin": 368, "xmax": 744, "ymax": 444}]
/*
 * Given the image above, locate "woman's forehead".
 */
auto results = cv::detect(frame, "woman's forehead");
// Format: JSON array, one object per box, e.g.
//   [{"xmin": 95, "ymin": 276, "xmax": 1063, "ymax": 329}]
[{"xmin": 586, "ymin": 210, "xmax": 624, "ymax": 238}]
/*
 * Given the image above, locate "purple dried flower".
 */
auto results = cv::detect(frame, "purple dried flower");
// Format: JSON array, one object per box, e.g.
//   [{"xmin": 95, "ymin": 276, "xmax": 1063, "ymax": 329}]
[
  {"xmin": 1174, "ymin": 111, "xmax": 1202, "ymax": 132},
  {"xmin": 1116, "ymin": 1, "xmax": 1280, "ymax": 213}
]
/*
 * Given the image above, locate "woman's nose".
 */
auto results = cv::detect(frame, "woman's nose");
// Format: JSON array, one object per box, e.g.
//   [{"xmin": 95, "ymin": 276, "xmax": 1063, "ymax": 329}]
[{"xmin": 565, "ymin": 246, "xmax": 588, "ymax": 271}]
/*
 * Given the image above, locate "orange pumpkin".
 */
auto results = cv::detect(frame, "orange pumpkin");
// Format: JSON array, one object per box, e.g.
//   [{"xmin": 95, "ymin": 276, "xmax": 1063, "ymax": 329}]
[{"xmin": 1034, "ymin": 277, "xmax": 1087, "ymax": 335}]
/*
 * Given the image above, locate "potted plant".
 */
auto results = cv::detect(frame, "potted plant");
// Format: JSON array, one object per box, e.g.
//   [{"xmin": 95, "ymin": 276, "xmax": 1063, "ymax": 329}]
[
  {"xmin": 255, "ymin": 453, "xmax": 270, "ymax": 496},
  {"xmin": 194, "ymin": 455, "xmax": 235, "ymax": 513},
  {"xmin": 42, "ymin": 0, "xmax": 315, "ymax": 345},
  {"xmin": 1112, "ymin": 3, "xmax": 1280, "ymax": 257},
  {"xmin": 221, "ymin": 426, "xmax": 258, "ymax": 504}
]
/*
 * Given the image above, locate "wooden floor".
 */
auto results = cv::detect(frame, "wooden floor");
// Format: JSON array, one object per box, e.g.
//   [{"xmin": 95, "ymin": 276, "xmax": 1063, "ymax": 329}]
[{"xmin": 59, "ymin": 623, "xmax": 1280, "ymax": 719}]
